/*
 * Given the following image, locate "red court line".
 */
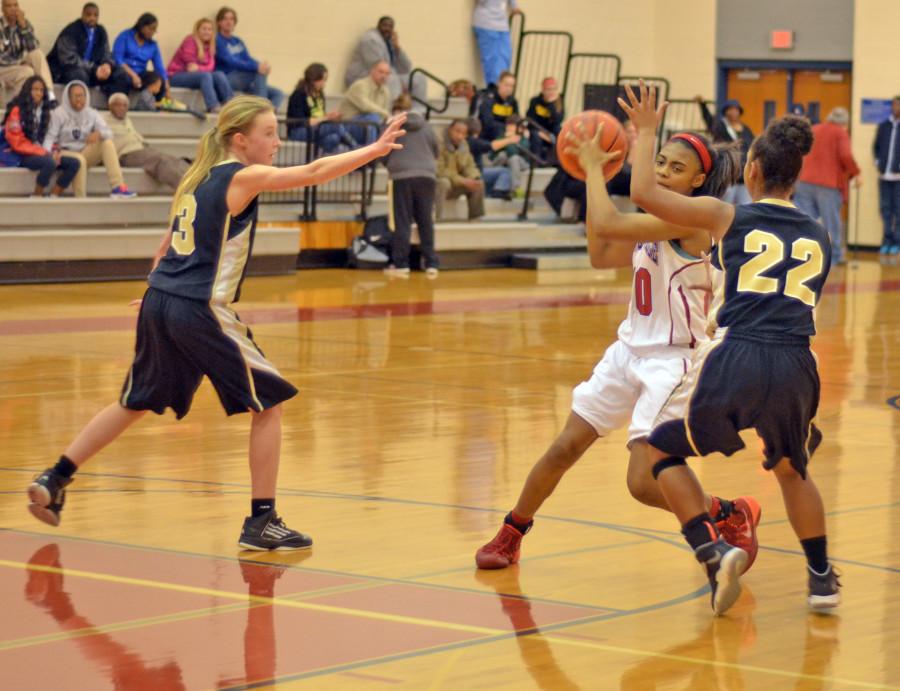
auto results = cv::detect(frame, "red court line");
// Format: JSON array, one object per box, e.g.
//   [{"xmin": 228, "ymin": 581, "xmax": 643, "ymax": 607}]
[
  {"xmin": 0, "ymin": 278, "xmax": 891, "ymax": 338},
  {"xmin": 0, "ymin": 533, "xmax": 606, "ymax": 689}
]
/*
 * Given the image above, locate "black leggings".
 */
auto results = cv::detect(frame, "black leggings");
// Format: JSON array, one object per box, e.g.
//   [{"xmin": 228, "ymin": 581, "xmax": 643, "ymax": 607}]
[{"xmin": 21, "ymin": 154, "xmax": 80, "ymax": 189}]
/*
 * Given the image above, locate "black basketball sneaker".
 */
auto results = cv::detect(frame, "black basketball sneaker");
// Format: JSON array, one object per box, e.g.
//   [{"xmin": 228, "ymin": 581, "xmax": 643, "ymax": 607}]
[
  {"xmin": 27, "ymin": 468, "xmax": 73, "ymax": 527},
  {"xmin": 238, "ymin": 510, "xmax": 313, "ymax": 551}
]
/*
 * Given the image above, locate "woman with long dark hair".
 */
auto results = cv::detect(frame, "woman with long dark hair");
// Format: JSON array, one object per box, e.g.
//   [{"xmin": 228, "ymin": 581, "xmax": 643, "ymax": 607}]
[
  {"xmin": 287, "ymin": 63, "xmax": 355, "ymax": 154},
  {"xmin": 2, "ymin": 76, "xmax": 79, "ymax": 197}
]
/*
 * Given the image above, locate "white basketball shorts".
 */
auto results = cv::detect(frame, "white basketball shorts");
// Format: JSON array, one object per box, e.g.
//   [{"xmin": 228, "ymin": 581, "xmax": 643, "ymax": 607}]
[{"xmin": 571, "ymin": 339, "xmax": 692, "ymax": 443}]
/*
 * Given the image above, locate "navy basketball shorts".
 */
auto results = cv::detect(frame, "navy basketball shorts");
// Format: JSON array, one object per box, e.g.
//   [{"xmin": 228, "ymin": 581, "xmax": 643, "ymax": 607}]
[
  {"xmin": 648, "ymin": 332, "xmax": 821, "ymax": 477},
  {"xmin": 120, "ymin": 288, "xmax": 298, "ymax": 418}
]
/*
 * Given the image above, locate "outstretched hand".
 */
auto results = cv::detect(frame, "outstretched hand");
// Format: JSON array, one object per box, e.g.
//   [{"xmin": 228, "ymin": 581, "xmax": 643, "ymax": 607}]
[
  {"xmin": 563, "ymin": 120, "xmax": 621, "ymax": 175},
  {"xmin": 372, "ymin": 114, "xmax": 407, "ymax": 157},
  {"xmin": 617, "ymin": 80, "xmax": 668, "ymax": 133}
]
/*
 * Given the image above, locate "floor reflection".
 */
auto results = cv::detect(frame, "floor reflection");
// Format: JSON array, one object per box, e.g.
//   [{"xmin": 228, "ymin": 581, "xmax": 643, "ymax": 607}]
[
  {"xmin": 26, "ymin": 543, "xmax": 187, "ymax": 690},
  {"xmin": 617, "ymin": 592, "xmax": 840, "ymax": 691},
  {"xmin": 25, "ymin": 544, "xmax": 314, "ymax": 690},
  {"xmin": 474, "ymin": 566, "xmax": 582, "ymax": 691}
]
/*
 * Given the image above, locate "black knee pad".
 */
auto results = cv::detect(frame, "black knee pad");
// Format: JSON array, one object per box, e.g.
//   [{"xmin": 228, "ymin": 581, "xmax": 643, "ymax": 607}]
[{"xmin": 651, "ymin": 456, "xmax": 687, "ymax": 479}]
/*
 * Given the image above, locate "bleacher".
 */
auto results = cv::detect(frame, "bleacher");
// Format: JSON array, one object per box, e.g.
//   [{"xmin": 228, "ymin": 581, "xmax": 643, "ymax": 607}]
[
  {"xmin": 0, "ymin": 82, "xmax": 592, "ymax": 282},
  {"xmin": 1, "ymin": 9, "xmax": 719, "ymax": 283}
]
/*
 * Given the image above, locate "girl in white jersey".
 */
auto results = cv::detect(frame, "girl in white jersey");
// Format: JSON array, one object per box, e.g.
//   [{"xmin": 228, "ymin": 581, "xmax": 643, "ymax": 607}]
[
  {"xmin": 476, "ymin": 121, "xmax": 755, "ymax": 569},
  {"xmin": 26, "ymin": 96, "xmax": 406, "ymax": 551}
]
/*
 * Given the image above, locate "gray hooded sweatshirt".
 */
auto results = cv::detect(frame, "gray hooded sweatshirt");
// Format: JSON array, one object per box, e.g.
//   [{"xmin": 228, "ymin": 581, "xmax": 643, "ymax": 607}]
[
  {"xmin": 385, "ymin": 111, "xmax": 438, "ymax": 181},
  {"xmin": 43, "ymin": 81, "xmax": 112, "ymax": 152}
]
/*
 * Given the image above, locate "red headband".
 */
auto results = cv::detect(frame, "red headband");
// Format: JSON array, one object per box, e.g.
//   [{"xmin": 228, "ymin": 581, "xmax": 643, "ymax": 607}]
[{"xmin": 670, "ymin": 133, "xmax": 713, "ymax": 174}]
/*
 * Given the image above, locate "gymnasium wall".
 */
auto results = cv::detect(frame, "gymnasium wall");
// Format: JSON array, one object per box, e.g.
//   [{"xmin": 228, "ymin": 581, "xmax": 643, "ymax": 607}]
[
  {"xmin": 716, "ymin": 0, "xmax": 854, "ymax": 61},
  {"xmin": 19, "ymin": 0, "xmax": 715, "ymax": 101},
  {"xmin": 849, "ymin": 0, "xmax": 898, "ymax": 247}
]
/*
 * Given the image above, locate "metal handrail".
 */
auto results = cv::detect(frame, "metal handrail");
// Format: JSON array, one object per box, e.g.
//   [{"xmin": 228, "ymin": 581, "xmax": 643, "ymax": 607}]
[{"xmin": 408, "ymin": 67, "xmax": 450, "ymax": 120}]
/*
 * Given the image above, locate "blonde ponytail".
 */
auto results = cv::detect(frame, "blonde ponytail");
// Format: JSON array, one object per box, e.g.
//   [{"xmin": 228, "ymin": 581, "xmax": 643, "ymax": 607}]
[{"xmin": 168, "ymin": 95, "xmax": 274, "ymax": 223}]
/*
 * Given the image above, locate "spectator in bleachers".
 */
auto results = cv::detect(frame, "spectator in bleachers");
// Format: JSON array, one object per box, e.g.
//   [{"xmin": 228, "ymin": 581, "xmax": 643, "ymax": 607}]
[
  {"xmin": 0, "ymin": 0, "xmax": 55, "ymax": 105},
  {"xmin": 112, "ymin": 13, "xmax": 169, "ymax": 102},
  {"xmin": 103, "ymin": 92, "xmax": 188, "ymax": 190},
  {"xmin": 167, "ymin": 18, "xmax": 232, "ymax": 113},
  {"xmin": 874, "ymin": 96, "xmax": 900, "ymax": 255},
  {"xmin": 486, "ymin": 115, "xmax": 528, "ymax": 197},
  {"xmin": 477, "ymin": 71, "xmax": 519, "ymax": 142},
  {"xmin": 339, "ymin": 61, "xmax": 391, "ymax": 146},
  {"xmin": 214, "ymin": 6, "xmax": 283, "ymax": 109},
  {"xmin": 543, "ymin": 165, "xmax": 585, "ymax": 222},
  {"xmin": 526, "ymin": 76, "xmax": 562, "ymax": 163},
  {"xmin": 287, "ymin": 63, "xmax": 356, "ymax": 154},
  {"xmin": 130, "ymin": 69, "xmax": 162, "ymax": 111},
  {"xmin": 449, "ymin": 78, "xmax": 478, "ymax": 118},
  {"xmin": 42, "ymin": 80, "xmax": 135, "ymax": 197},
  {"xmin": 436, "ymin": 118, "xmax": 484, "ymax": 222},
  {"xmin": 465, "ymin": 116, "xmax": 513, "ymax": 199},
  {"xmin": 794, "ymin": 107, "xmax": 861, "ymax": 265},
  {"xmin": 696, "ymin": 95, "xmax": 754, "ymax": 204},
  {"xmin": 344, "ymin": 16, "xmax": 423, "ymax": 103},
  {"xmin": 1, "ymin": 76, "xmax": 79, "ymax": 196},
  {"xmin": 385, "ymin": 94, "xmax": 440, "ymax": 277},
  {"xmin": 47, "ymin": 3, "xmax": 130, "ymax": 99},
  {"xmin": 472, "ymin": 0, "xmax": 521, "ymax": 87}
]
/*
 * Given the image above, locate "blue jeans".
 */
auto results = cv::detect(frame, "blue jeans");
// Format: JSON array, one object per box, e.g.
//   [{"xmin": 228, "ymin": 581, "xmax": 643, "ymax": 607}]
[
  {"xmin": 21, "ymin": 154, "xmax": 80, "ymax": 189},
  {"xmin": 474, "ymin": 27, "xmax": 511, "ymax": 86},
  {"xmin": 225, "ymin": 70, "xmax": 284, "ymax": 109},
  {"xmin": 345, "ymin": 113, "xmax": 382, "ymax": 146},
  {"xmin": 878, "ymin": 179, "xmax": 900, "ymax": 247},
  {"xmin": 482, "ymin": 166, "xmax": 512, "ymax": 195},
  {"xmin": 794, "ymin": 182, "xmax": 844, "ymax": 261},
  {"xmin": 288, "ymin": 122, "xmax": 356, "ymax": 154},
  {"xmin": 170, "ymin": 71, "xmax": 233, "ymax": 111}
]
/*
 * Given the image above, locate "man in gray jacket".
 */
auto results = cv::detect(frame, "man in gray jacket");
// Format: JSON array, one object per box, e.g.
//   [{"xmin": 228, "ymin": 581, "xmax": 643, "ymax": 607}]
[
  {"xmin": 344, "ymin": 16, "xmax": 424, "ymax": 103},
  {"xmin": 384, "ymin": 98, "xmax": 439, "ymax": 276}
]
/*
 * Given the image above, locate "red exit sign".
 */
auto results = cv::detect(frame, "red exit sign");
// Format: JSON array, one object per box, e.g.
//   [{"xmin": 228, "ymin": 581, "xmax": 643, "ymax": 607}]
[{"xmin": 771, "ymin": 30, "xmax": 794, "ymax": 49}]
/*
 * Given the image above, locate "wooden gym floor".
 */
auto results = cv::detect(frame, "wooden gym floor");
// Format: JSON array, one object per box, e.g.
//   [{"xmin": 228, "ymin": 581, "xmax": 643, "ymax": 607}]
[{"xmin": 0, "ymin": 257, "xmax": 898, "ymax": 690}]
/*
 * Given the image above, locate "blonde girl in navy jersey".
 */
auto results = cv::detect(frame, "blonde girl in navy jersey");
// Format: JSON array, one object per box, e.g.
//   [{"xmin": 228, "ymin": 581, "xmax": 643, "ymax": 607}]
[
  {"xmin": 622, "ymin": 82, "xmax": 838, "ymax": 615},
  {"xmin": 27, "ymin": 95, "xmax": 406, "ymax": 550}
]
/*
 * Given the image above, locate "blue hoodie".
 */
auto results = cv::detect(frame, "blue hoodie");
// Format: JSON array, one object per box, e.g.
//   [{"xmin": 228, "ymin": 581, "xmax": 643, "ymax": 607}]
[{"xmin": 215, "ymin": 34, "xmax": 258, "ymax": 74}]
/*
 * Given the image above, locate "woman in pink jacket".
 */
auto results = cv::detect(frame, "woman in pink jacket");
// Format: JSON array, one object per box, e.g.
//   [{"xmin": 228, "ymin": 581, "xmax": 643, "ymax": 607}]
[{"xmin": 167, "ymin": 18, "xmax": 233, "ymax": 112}]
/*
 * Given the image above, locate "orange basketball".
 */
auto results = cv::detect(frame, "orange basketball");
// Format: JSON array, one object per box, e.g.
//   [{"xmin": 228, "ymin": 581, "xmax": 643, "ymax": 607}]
[{"xmin": 556, "ymin": 110, "xmax": 627, "ymax": 182}]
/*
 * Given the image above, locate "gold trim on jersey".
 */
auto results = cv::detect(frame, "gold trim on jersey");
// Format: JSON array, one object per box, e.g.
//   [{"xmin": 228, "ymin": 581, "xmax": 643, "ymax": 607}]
[
  {"xmin": 387, "ymin": 179, "xmax": 395, "ymax": 232},
  {"xmin": 209, "ymin": 304, "xmax": 284, "ymax": 412},
  {"xmin": 756, "ymin": 197, "xmax": 796, "ymax": 208},
  {"xmin": 679, "ymin": 329, "xmax": 729, "ymax": 455},
  {"xmin": 120, "ymin": 365, "xmax": 134, "ymax": 407}
]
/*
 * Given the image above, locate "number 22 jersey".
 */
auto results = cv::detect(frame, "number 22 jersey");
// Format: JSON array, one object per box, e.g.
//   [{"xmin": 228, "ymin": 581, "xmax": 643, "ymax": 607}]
[{"xmin": 711, "ymin": 199, "xmax": 831, "ymax": 338}]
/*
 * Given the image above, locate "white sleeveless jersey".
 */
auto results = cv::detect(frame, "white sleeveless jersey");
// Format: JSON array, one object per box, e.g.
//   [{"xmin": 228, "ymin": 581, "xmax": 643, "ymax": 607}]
[{"xmin": 616, "ymin": 240, "xmax": 713, "ymax": 352}]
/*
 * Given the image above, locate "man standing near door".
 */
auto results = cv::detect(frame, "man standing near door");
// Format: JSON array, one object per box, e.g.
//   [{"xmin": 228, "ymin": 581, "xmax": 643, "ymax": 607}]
[
  {"xmin": 794, "ymin": 107, "xmax": 861, "ymax": 265},
  {"xmin": 874, "ymin": 96, "xmax": 900, "ymax": 255}
]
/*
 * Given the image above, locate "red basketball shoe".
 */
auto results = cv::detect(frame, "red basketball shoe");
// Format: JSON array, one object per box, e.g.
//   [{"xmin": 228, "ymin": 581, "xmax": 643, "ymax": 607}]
[
  {"xmin": 475, "ymin": 520, "xmax": 530, "ymax": 570},
  {"xmin": 717, "ymin": 496, "xmax": 761, "ymax": 573}
]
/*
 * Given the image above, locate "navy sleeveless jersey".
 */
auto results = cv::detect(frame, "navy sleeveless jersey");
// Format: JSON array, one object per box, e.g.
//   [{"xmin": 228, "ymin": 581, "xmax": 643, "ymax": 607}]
[
  {"xmin": 711, "ymin": 200, "xmax": 831, "ymax": 337},
  {"xmin": 149, "ymin": 161, "xmax": 258, "ymax": 304}
]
